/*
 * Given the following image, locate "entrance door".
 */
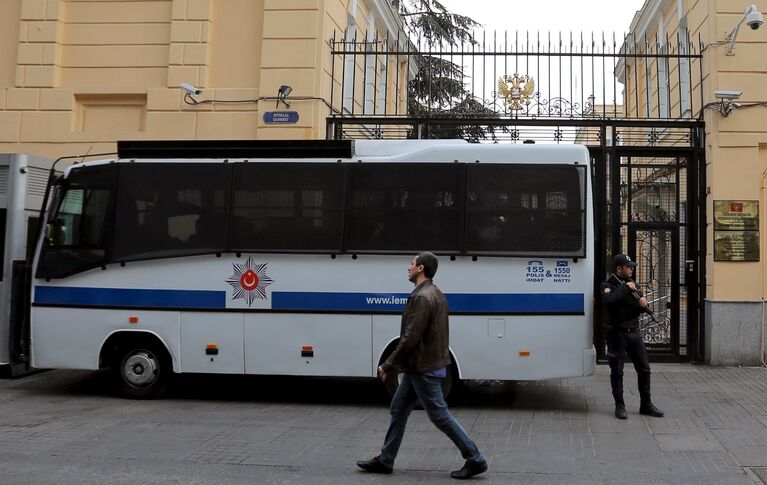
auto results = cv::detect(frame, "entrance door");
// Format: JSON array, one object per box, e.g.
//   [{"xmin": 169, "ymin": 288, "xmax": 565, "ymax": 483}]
[
  {"xmin": 611, "ymin": 149, "xmax": 697, "ymax": 361},
  {"xmin": 627, "ymin": 226, "xmax": 679, "ymax": 358}
]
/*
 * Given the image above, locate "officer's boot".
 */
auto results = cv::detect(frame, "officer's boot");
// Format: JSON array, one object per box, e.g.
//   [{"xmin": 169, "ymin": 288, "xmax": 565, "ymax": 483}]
[
  {"xmin": 614, "ymin": 400, "xmax": 627, "ymax": 420},
  {"xmin": 639, "ymin": 394, "xmax": 664, "ymax": 418}
]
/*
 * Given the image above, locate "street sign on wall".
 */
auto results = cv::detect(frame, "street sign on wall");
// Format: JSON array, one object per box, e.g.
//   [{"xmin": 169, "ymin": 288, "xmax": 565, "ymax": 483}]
[{"xmin": 263, "ymin": 111, "xmax": 299, "ymax": 124}]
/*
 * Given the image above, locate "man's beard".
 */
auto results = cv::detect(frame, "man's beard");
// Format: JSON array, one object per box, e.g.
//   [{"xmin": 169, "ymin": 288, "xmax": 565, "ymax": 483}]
[{"xmin": 408, "ymin": 273, "xmax": 417, "ymax": 283}]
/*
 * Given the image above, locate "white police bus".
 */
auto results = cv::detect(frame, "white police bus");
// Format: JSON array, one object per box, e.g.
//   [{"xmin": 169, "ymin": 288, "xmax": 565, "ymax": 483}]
[{"xmin": 30, "ymin": 139, "xmax": 596, "ymax": 397}]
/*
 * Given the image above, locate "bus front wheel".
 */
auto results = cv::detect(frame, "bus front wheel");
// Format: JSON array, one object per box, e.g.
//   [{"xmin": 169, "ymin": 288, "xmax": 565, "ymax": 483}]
[{"xmin": 112, "ymin": 340, "xmax": 170, "ymax": 399}]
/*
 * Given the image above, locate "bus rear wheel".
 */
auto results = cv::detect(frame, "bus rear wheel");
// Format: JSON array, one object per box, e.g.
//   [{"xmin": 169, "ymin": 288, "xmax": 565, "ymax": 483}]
[{"xmin": 112, "ymin": 341, "xmax": 170, "ymax": 399}]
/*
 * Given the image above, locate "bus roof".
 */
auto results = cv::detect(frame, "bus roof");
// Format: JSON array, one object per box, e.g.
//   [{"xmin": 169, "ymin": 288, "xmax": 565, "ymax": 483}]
[{"xmin": 64, "ymin": 140, "xmax": 589, "ymax": 177}]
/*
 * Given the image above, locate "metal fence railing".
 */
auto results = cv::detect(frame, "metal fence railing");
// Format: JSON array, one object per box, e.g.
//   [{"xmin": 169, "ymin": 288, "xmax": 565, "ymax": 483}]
[{"xmin": 329, "ymin": 28, "xmax": 704, "ymax": 122}]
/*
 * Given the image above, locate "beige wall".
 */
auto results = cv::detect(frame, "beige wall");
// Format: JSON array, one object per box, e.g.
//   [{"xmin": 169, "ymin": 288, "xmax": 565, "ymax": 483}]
[
  {"xmin": 624, "ymin": 0, "xmax": 767, "ymax": 303},
  {"xmin": 0, "ymin": 1, "xmax": 22, "ymax": 88},
  {"xmin": 0, "ymin": 0, "xmax": 405, "ymax": 157},
  {"xmin": 705, "ymin": 0, "xmax": 767, "ymax": 301},
  {"xmin": 210, "ymin": 0, "xmax": 263, "ymax": 88}
]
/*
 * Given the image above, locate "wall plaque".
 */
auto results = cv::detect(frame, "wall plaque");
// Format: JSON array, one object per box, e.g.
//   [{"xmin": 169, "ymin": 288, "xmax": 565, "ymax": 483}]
[
  {"xmin": 713, "ymin": 200, "xmax": 758, "ymax": 230},
  {"xmin": 714, "ymin": 230, "xmax": 759, "ymax": 261}
]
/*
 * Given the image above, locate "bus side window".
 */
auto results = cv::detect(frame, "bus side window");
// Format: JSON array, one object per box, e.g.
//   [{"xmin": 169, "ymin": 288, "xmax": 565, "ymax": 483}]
[
  {"xmin": 345, "ymin": 163, "xmax": 464, "ymax": 252},
  {"xmin": 113, "ymin": 164, "xmax": 228, "ymax": 261},
  {"xmin": 467, "ymin": 164, "xmax": 586, "ymax": 256},
  {"xmin": 229, "ymin": 163, "xmax": 344, "ymax": 252}
]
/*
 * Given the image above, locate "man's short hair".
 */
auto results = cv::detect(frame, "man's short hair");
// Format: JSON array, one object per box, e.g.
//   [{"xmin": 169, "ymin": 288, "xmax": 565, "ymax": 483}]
[{"xmin": 416, "ymin": 252, "xmax": 438, "ymax": 279}]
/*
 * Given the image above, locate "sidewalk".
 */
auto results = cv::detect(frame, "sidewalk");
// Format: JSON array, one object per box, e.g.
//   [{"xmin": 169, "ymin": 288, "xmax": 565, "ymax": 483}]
[{"xmin": 0, "ymin": 364, "xmax": 765, "ymax": 484}]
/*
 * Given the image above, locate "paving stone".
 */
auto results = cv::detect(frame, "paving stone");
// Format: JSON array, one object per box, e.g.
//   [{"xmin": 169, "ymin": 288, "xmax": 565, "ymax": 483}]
[
  {"xmin": 655, "ymin": 433, "xmax": 725, "ymax": 452},
  {"xmin": 0, "ymin": 364, "xmax": 766, "ymax": 484}
]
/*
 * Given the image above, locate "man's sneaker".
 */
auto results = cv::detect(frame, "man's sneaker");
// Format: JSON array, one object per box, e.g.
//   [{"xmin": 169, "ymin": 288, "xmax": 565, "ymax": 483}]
[
  {"xmin": 450, "ymin": 459, "xmax": 488, "ymax": 479},
  {"xmin": 614, "ymin": 403, "xmax": 628, "ymax": 420},
  {"xmin": 639, "ymin": 403, "xmax": 664, "ymax": 417},
  {"xmin": 356, "ymin": 456, "xmax": 393, "ymax": 474}
]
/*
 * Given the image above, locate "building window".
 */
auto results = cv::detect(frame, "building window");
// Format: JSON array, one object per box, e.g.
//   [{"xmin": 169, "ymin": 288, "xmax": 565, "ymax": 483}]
[
  {"xmin": 376, "ymin": 52, "xmax": 388, "ymax": 115},
  {"xmin": 656, "ymin": 21, "xmax": 670, "ymax": 118},
  {"xmin": 342, "ymin": 1, "xmax": 359, "ymax": 114},
  {"xmin": 645, "ymin": 60, "xmax": 652, "ymax": 118},
  {"xmin": 363, "ymin": 14, "xmax": 376, "ymax": 115},
  {"xmin": 679, "ymin": 21, "xmax": 691, "ymax": 116}
]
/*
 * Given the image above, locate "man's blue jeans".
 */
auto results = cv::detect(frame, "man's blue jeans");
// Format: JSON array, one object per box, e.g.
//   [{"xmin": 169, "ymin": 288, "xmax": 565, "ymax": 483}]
[{"xmin": 379, "ymin": 372, "xmax": 484, "ymax": 468}]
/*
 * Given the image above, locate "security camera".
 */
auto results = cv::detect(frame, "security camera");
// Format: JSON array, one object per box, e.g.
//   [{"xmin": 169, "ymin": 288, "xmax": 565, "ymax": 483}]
[
  {"xmin": 179, "ymin": 82, "xmax": 201, "ymax": 95},
  {"xmin": 746, "ymin": 9, "xmax": 764, "ymax": 29},
  {"xmin": 726, "ymin": 5, "xmax": 764, "ymax": 54},
  {"xmin": 714, "ymin": 90, "xmax": 743, "ymax": 100}
]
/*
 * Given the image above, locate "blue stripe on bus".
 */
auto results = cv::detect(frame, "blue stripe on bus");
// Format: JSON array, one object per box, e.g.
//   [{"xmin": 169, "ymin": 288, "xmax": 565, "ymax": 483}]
[
  {"xmin": 33, "ymin": 286, "xmax": 584, "ymax": 314},
  {"xmin": 34, "ymin": 286, "xmax": 226, "ymax": 309},
  {"xmin": 272, "ymin": 291, "xmax": 584, "ymax": 314}
]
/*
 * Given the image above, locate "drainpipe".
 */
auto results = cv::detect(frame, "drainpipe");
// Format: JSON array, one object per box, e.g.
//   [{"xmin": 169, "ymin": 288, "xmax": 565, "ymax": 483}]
[{"xmin": 760, "ymin": 168, "xmax": 767, "ymax": 366}]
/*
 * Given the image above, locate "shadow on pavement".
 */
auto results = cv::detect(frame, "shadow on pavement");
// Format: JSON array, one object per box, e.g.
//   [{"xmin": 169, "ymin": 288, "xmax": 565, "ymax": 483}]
[{"xmin": 14, "ymin": 369, "xmax": 600, "ymax": 411}]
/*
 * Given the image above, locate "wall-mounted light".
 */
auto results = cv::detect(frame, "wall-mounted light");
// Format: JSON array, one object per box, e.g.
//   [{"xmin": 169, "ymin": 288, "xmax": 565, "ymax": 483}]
[
  {"xmin": 277, "ymin": 85, "xmax": 293, "ymax": 108},
  {"xmin": 725, "ymin": 4, "xmax": 764, "ymax": 55}
]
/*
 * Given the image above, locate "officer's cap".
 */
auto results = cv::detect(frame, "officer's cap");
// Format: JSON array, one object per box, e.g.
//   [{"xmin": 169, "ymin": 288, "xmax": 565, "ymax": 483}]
[{"xmin": 613, "ymin": 253, "xmax": 637, "ymax": 268}]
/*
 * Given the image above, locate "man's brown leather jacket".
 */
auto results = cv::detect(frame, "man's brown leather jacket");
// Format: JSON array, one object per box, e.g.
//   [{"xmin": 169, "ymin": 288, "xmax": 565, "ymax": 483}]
[{"xmin": 382, "ymin": 279, "xmax": 451, "ymax": 373}]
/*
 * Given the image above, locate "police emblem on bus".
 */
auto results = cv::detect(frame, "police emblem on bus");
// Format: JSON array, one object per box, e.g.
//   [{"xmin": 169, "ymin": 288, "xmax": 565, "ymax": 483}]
[{"xmin": 226, "ymin": 258, "xmax": 273, "ymax": 306}]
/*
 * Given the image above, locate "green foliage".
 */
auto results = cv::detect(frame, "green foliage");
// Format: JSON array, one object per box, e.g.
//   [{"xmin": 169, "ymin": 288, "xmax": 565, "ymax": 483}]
[
  {"xmin": 395, "ymin": 0, "xmax": 504, "ymax": 142},
  {"xmin": 393, "ymin": 0, "xmax": 478, "ymax": 47}
]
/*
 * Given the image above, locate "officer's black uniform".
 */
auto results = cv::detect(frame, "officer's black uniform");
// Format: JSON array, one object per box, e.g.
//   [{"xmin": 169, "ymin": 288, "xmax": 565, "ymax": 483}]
[{"xmin": 600, "ymin": 254, "xmax": 663, "ymax": 419}]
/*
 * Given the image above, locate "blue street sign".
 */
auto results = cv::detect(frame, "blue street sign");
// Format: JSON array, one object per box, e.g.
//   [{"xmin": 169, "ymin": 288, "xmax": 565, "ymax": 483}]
[{"xmin": 263, "ymin": 111, "xmax": 299, "ymax": 124}]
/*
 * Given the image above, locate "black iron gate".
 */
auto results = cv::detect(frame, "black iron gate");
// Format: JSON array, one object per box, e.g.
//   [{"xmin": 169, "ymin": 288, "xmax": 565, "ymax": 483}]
[
  {"xmin": 599, "ymin": 139, "xmax": 705, "ymax": 362},
  {"xmin": 576, "ymin": 126, "xmax": 704, "ymax": 362},
  {"xmin": 326, "ymin": 28, "xmax": 706, "ymax": 362}
]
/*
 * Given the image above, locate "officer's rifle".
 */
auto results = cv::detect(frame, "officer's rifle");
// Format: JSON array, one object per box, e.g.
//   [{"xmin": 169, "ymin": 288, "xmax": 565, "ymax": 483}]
[{"xmin": 609, "ymin": 273, "xmax": 661, "ymax": 326}]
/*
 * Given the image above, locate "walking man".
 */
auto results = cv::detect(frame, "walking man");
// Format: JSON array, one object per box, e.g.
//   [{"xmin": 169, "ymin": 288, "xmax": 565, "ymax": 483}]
[
  {"xmin": 600, "ymin": 254, "xmax": 664, "ymax": 420},
  {"xmin": 356, "ymin": 252, "xmax": 487, "ymax": 479}
]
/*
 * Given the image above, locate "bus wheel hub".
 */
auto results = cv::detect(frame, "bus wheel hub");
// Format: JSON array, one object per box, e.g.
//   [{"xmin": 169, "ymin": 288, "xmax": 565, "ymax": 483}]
[{"xmin": 124, "ymin": 352, "xmax": 156, "ymax": 386}]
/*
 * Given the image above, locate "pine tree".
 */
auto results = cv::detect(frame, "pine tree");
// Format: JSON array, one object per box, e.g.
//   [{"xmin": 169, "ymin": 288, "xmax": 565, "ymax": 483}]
[{"xmin": 394, "ymin": 0, "xmax": 504, "ymax": 142}]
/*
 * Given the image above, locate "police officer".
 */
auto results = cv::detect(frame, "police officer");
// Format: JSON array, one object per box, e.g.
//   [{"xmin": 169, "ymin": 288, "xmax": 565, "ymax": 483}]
[{"xmin": 600, "ymin": 254, "xmax": 664, "ymax": 420}]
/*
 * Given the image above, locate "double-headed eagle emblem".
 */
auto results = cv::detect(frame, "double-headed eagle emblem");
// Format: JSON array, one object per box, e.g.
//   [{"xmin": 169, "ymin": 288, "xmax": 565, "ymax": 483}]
[{"xmin": 498, "ymin": 73, "xmax": 536, "ymax": 111}]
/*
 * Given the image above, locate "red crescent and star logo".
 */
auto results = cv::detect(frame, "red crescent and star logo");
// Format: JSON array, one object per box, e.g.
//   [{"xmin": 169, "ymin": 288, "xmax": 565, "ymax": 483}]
[
  {"xmin": 240, "ymin": 270, "xmax": 259, "ymax": 291},
  {"xmin": 226, "ymin": 258, "xmax": 273, "ymax": 306}
]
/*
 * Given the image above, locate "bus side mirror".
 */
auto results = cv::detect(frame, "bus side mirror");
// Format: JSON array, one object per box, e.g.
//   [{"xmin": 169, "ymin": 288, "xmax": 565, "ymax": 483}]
[{"xmin": 46, "ymin": 219, "xmax": 62, "ymax": 245}]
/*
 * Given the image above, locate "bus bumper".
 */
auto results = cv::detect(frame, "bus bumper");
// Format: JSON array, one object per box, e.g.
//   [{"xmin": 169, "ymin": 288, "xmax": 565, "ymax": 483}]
[{"xmin": 583, "ymin": 346, "xmax": 597, "ymax": 376}]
